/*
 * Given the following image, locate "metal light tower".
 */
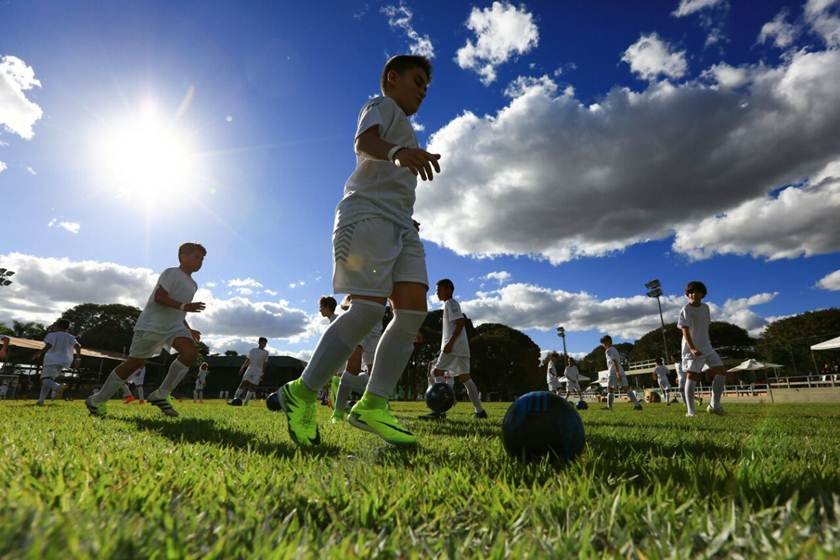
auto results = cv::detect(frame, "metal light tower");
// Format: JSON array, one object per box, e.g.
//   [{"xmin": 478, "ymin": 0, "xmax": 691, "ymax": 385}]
[
  {"xmin": 556, "ymin": 326, "xmax": 567, "ymax": 359},
  {"xmin": 0, "ymin": 268, "xmax": 14, "ymax": 287},
  {"xmin": 645, "ymin": 279, "xmax": 669, "ymax": 361}
]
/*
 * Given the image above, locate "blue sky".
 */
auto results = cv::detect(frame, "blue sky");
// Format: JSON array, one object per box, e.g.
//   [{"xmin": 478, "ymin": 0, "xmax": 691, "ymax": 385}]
[{"xmin": 1, "ymin": 0, "xmax": 839, "ymax": 360}]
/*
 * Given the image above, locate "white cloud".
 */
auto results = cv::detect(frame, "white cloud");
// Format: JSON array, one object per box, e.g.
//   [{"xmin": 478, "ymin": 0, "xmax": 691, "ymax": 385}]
[
  {"xmin": 190, "ymin": 290, "xmax": 311, "ymax": 341},
  {"xmin": 673, "ymin": 0, "xmax": 725, "ymax": 17},
  {"xmin": 805, "ymin": 0, "xmax": 840, "ymax": 47},
  {"xmin": 481, "ymin": 270, "xmax": 512, "ymax": 285},
  {"xmin": 410, "ymin": 116, "xmax": 425, "ymax": 132},
  {"xmin": 703, "ymin": 62, "xmax": 750, "ymax": 88},
  {"xmin": 204, "ymin": 281, "xmax": 217, "ymax": 288},
  {"xmin": 288, "ymin": 281, "xmax": 306, "ymax": 289},
  {"xmin": 816, "ymin": 269, "xmax": 840, "ymax": 291},
  {"xmin": 458, "ymin": 282, "xmax": 774, "ymax": 341},
  {"xmin": 225, "ymin": 115, "xmax": 233, "ymax": 123},
  {"xmin": 0, "ymin": 161, "xmax": 6, "ymax": 173},
  {"xmin": 416, "ymin": 48, "xmax": 840, "ymax": 264},
  {"xmin": 264, "ymin": 288, "xmax": 279, "ymax": 296},
  {"xmin": 758, "ymin": 9, "xmax": 800, "ymax": 49},
  {"xmin": 0, "ymin": 55, "xmax": 43, "ymax": 140},
  {"xmin": 47, "ymin": 219, "xmax": 81, "ymax": 234},
  {"xmin": 201, "ymin": 335, "xmax": 283, "ymax": 356},
  {"xmin": 455, "ymin": 2, "xmax": 539, "ymax": 85},
  {"xmin": 381, "ymin": 4, "xmax": 435, "ymax": 58},
  {"xmin": 622, "ymin": 33, "xmax": 687, "ymax": 81},
  {"xmin": 26, "ymin": 166, "xmax": 36, "ymax": 175},
  {"xmin": 227, "ymin": 277, "xmax": 262, "ymax": 288}
]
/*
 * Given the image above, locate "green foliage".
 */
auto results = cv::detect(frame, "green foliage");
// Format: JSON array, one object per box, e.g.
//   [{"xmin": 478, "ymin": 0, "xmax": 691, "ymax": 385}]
[
  {"xmin": 0, "ymin": 401, "xmax": 837, "ymax": 557},
  {"xmin": 758, "ymin": 309, "xmax": 840, "ymax": 374},
  {"xmin": 0, "ymin": 322, "xmax": 14, "ymax": 336},
  {"xmin": 629, "ymin": 321, "xmax": 755, "ymax": 363},
  {"xmin": 469, "ymin": 323, "xmax": 542, "ymax": 397},
  {"xmin": 10, "ymin": 320, "xmax": 47, "ymax": 340},
  {"xmin": 224, "ymin": 350, "xmax": 239, "ymax": 357},
  {"xmin": 58, "ymin": 303, "xmax": 141, "ymax": 353}
]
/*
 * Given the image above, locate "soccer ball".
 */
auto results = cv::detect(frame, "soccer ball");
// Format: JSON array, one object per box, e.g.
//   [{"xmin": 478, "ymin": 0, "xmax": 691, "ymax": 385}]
[
  {"xmin": 425, "ymin": 382, "xmax": 456, "ymax": 414},
  {"xmin": 265, "ymin": 392, "xmax": 282, "ymax": 412},
  {"xmin": 502, "ymin": 391, "xmax": 585, "ymax": 462},
  {"xmin": 228, "ymin": 397, "xmax": 243, "ymax": 407},
  {"xmin": 576, "ymin": 399, "xmax": 588, "ymax": 410}
]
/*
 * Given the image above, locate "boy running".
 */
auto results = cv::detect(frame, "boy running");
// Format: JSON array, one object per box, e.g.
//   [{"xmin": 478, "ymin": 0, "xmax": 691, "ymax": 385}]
[
  {"xmin": 277, "ymin": 54, "xmax": 440, "ymax": 447},
  {"xmin": 653, "ymin": 358, "xmax": 671, "ymax": 405},
  {"xmin": 86, "ymin": 243, "xmax": 206, "ymax": 417},
  {"xmin": 546, "ymin": 353, "xmax": 562, "ymax": 395},
  {"xmin": 194, "ymin": 362, "xmax": 209, "ymax": 402},
  {"xmin": 678, "ymin": 281, "xmax": 726, "ymax": 416},
  {"xmin": 564, "ymin": 357, "xmax": 583, "ymax": 401},
  {"xmin": 229, "ymin": 337, "xmax": 269, "ymax": 405},
  {"xmin": 600, "ymin": 335, "xmax": 643, "ymax": 411},
  {"xmin": 32, "ymin": 319, "xmax": 80, "ymax": 405}
]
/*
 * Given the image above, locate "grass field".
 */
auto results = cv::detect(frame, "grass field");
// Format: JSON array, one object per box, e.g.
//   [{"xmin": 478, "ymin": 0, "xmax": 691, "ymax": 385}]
[{"xmin": 1, "ymin": 399, "xmax": 838, "ymax": 558}]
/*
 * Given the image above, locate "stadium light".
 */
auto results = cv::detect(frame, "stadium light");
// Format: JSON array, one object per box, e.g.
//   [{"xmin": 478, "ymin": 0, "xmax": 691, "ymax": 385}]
[
  {"xmin": 556, "ymin": 326, "xmax": 568, "ymax": 359},
  {"xmin": 645, "ymin": 279, "xmax": 669, "ymax": 361},
  {"xmin": 0, "ymin": 268, "xmax": 13, "ymax": 287}
]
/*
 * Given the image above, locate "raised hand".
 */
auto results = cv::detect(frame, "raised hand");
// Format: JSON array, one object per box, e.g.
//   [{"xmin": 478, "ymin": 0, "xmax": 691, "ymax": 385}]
[
  {"xmin": 184, "ymin": 302, "xmax": 206, "ymax": 313},
  {"xmin": 394, "ymin": 149, "xmax": 442, "ymax": 181}
]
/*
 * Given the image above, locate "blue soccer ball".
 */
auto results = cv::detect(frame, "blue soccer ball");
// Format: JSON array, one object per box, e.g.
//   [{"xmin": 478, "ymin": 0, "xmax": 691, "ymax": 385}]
[
  {"xmin": 425, "ymin": 382, "xmax": 456, "ymax": 413},
  {"xmin": 265, "ymin": 392, "xmax": 281, "ymax": 412},
  {"xmin": 502, "ymin": 391, "xmax": 585, "ymax": 462}
]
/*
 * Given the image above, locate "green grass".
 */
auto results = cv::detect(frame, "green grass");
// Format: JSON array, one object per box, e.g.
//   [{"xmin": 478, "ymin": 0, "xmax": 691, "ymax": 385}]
[{"xmin": 0, "ymin": 399, "xmax": 838, "ymax": 559}]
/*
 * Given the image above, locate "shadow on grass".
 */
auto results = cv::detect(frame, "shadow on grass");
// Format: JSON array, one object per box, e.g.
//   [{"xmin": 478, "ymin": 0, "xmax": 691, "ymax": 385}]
[{"xmin": 117, "ymin": 416, "xmax": 342, "ymax": 459}]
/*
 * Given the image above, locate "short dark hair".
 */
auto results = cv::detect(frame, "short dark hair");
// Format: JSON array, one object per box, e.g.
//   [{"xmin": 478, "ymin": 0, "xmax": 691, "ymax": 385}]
[
  {"xmin": 436, "ymin": 278, "xmax": 454, "ymax": 292},
  {"xmin": 55, "ymin": 319, "xmax": 70, "ymax": 330},
  {"xmin": 600, "ymin": 335, "xmax": 612, "ymax": 344},
  {"xmin": 381, "ymin": 55, "xmax": 432, "ymax": 93},
  {"xmin": 319, "ymin": 296, "xmax": 337, "ymax": 312},
  {"xmin": 258, "ymin": 337, "xmax": 268, "ymax": 345},
  {"xmin": 685, "ymin": 281, "xmax": 707, "ymax": 297},
  {"xmin": 179, "ymin": 242, "xmax": 207, "ymax": 256},
  {"xmin": 655, "ymin": 357, "xmax": 663, "ymax": 365}
]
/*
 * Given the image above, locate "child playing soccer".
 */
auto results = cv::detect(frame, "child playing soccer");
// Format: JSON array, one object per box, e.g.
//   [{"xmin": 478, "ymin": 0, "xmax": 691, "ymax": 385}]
[
  {"xmin": 425, "ymin": 279, "xmax": 487, "ymax": 419},
  {"xmin": 546, "ymin": 353, "xmax": 562, "ymax": 395},
  {"xmin": 122, "ymin": 365, "xmax": 146, "ymax": 404},
  {"xmin": 32, "ymin": 319, "xmax": 80, "ymax": 405},
  {"xmin": 194, "ymin": 362, "xmax": 209, "ymax": 402},
  {"xmin": 85, "ymin": 242, "xmax": 206, "ymax": 417},
  {"xmin": 678, "ymin": 281, "xmax": 726, "ymax": 416},
  {"xmin": 564, "ymin": 357, "xmax": 583, "ymax": 401},
  {"xmin": 653, "ymin": 357, "xmax": 671, "ymax": 405},
  {"xmin": 229, "ymin": 338, "xmax": 269, "ymax": 405},
  {"xmin": 277, "ymin": 54, "xmax": 440, "ymax": 447},
  {"xmin": 600, "ymin": 335, "xmax": 643, "ymax": 411}
]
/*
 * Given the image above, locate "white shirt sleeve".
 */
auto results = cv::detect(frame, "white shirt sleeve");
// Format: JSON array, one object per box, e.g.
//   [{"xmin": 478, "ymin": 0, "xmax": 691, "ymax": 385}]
[
  {"xmin": 677, "ymin": 306, "xmax": 691, "ymax": 329},
  {"xmin": 355, "ymin": 99, "xmax": 389, "ymax": 141},
  {"xmin": 157, "ymin": 268, "xmax": 178, "ymax": 293},
  {"xmin": 44, "ymin": 332, "xmax": 57, "ymax": 346},
  {"xmin": 448, "ymin": 300, "xmax": 464, "ymax": 321}
]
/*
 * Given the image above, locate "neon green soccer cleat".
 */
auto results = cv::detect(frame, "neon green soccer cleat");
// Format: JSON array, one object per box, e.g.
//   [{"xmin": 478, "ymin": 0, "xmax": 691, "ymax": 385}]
[
  {"xmin": 85, "ymin": 397, "xmax": 107, "ymax": 418},
  {"xmin": 348, "ymin": 395, "xmax": 416, "ymax": 446},
  {"xmin": 278, "ymin": 379, "xmax": 320, "ymax": 447}
]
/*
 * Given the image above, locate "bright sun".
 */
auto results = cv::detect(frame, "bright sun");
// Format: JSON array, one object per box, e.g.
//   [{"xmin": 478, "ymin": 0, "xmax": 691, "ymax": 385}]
[{"xmin": 93, "ymin": 102, "xmax": 198, "ymax": 205}]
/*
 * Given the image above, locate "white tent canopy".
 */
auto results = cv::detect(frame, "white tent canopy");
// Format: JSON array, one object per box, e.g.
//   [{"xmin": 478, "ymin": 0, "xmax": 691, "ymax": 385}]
[
  {"xmin": 728, "ymin": 359, "xmax": 784, "ymax": 372},
  {"xmin": 811, "ymin": 336, "xmax": 840, "ymax": 351}
]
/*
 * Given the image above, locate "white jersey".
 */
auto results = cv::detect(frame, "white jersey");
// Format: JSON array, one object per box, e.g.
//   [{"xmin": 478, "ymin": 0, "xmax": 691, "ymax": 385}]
[
  {"xmin": 605, "ymin": 347, "xmax": 624, "ymax": 375},
  {"xmin": 43, "ymin": 331, "xmax": 78, "ymax": 367},
  {"xmin": 127, "ymin": 366, "xmax": 146, "ymax": 385},
  {"xmin": 564, "ymin": 365, "xmax": 580, "ymax": 382},
  {"xmin": 244, "ymin": 347, "xmax": 269, "ymax": 376},
  {"xmin": 335, "ymin": 96, "xmax": 420, "ymax": 230},
  {"xmin": 196, "ymin": 368, "xmax": 208, "ymax": 385},
  {"xmin": 546, "ymin": 361, "xmax": 561, "ymax": 389},
  {"xmin": 134, "ymin": 267, "xmax": 198, "ymax": 336},
  {"xmin": 654, "ymin": 365, "xmax": 670, "ymax": 385},
  {"xmin": 678, "ymin": 303, "xmax": 713, "ymax": 356},
  {"xmin": 441, "ymin": 298, "xmax": 470, "ymax": 357}
]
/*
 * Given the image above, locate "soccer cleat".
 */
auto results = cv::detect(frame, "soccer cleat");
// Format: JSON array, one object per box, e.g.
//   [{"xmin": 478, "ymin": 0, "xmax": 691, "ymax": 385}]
[
  {"xmin": 123, "ymin": 396, "xmax": 136, "ymax": 404},
  {"xmin": 278, "ymin": 380, "xmax": 320, "ymax": 447},
  {"xmin": 85, "ymin": 397, "xmax": 107, "ymax": 417},
  {"xmin": 348, "ymin": 399, "xmax": 416, "ymax": 446},
  {"xmin": 149, "ymin": 394, "xmax": 179, "ymax": 417},
  {"xmin": 686, "ymin": 411, "xmax": 696, "ymax": 417},
  {"xmin": 138, "ymin": 399, "xmax": 146, "ymax": 405},
  {"xmin": 330, "ymin": 409, "xmax": 347, "ymax": 424},
  {"xmin": 419, "ymin": 411, "xmax": 447, "ymax": 420},
  {"xmin": 633, "ymin": 404, "xmax": 643, "ymax": 411},
  {"xmin": 706, "ymin": 404, "xmax": 724, "ymax": 415},
  {"xmin": 474, "ymin": 410, "xmax": 489, "ymax": 419}
]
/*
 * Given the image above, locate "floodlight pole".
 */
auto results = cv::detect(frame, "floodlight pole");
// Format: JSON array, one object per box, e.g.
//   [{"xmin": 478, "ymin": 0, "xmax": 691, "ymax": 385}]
[
  {"xmin": 0, "ymin": 268, "xmax": 14, "ymax": 288},
  {"xmin": 645, "ymin": 279, "xmax": 670, "ymax": 362},
  {"xmin": 556, "ymin": 326, "xmax": 567, "ymax": 360}
]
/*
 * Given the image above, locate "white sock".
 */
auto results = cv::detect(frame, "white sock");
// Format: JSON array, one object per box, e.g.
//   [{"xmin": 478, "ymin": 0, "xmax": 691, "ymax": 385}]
[
  {"xmin": 137, "ymin": 387, "xmax": 144, "ymax": 400},
  {"xmin": 366, "ymin": 309, "xmax": 427, "ymax": 397},
  {"xmin": 244, "ymin": 391, "xmax": 255, "ymax": 403},
  {"xmin": 607, "ymin": 392, "xmax": 614, "ymax": 409},
  {"xmin": 49, "ymin": 380, "xmax": 62, "ymax": 399},
  {"xmin": 301, "ymin": 300, "xmax": 384, "ymax": 392},
  {"xmin": 663, "ymin": 388, "xmax": 669, "ymax": 402},
  {"xmin": 336, "ymin": 371, "xmax": 365, "ymax": 412},
  {"xmin": 686, "ymin": 379, "xmax": 697, "ymax": 414},
  {"xmin": 463, "ymin": 378, "xmax": 483, "ymax": 413},
  {"xmin": 38, "ymin": 380, "xmax": 52, "ymax": 404},
  {"xmin": 233, "ymin": 388, "xmax": 243, "ymax": 400},
  {"xmin": 91, "ymin": 370, "xmax": 127, "ymax": 405},
  {"xmin": 155, "ymin": 359, "xmax": 190, "ymax": 397},
  {"xmin": 627, "ymin": 390, "xmax": 639, "ymax": 405},
  {"xmin": 711, "ymin": 375, "xmax": 725, "ymax": 409}
]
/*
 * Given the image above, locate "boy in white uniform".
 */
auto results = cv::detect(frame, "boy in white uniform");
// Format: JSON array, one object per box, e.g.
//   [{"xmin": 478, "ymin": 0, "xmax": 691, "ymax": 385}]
[
  {"xmin": 678, "ymin": 281, "xmax": 726, "ymax": 416},
  {"xmin": 653, "ymin": 358, "xmax": 671, "ymax": 405},
  {"xmin": 86, "ymin": 243, "xmax": 206, "ymax": 417},
  {"xmin": 32, "ymin": 319, "xmax": 81, "ymax": 405},
  {"xmin": 546, "ymin": 353, "xmax": 562, "ymax": 395},
  {"xmin": 230, "ymin": 338, "xmax": 269, "ymax": 405},
  {"xmin": 122, "ymin": 365, "xmax": 146, "ymax": 404},
  {"xmin": 194, "ymin": 362, "xmax": 209, "ymax": 402},
  {"xmin": 600, "ymin": 335, "xmax": 643, "ymax": 411},
  {"xmin": 427, "ymin": 279, "xmax": 487, "ymax": 419},
  {"xmin": 278, "ymin": 55, "xmax": 440, "ymax": 447},
  {"xmin": 564, "ymin": 357, "xmax": 583, "ymax": 401}
]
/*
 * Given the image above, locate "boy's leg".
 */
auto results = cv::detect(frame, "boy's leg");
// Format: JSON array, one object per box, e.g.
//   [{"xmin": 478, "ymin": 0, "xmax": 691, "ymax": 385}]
[
  {"xmin": 457, "ymin": 373, "xmax": 486, "ymax": 416},
  {"xmin": 607, "ymin": 388, "xmax": 614, "ymax": 409},
  {"xmin": 147, "ymin": 337, "xmax": 196, "ymax": 417},
  {"xmin": 709, "ymin": 366, "xmax": 727, "ymax": 413},
  {"xmin": 136, "ymin": 385, "xmax": 145, "ymax": 401},
  {"xmin": 233, "ymin": 382, "xmax": 246, "ymax": 400},
  {"xmin": 685, "ymin": 372, "xmax": 699, "ymax": 416},
  {"xmin": 37, "ymin": 377, "xmax": 52, "ymax": 405}
]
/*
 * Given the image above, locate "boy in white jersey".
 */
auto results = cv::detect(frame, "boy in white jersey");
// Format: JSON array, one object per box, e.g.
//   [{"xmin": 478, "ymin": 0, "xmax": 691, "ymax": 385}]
[
  {"xmin": 32, "ymin": 319, "xmax": 81, "ymax": 405},
  {"xmin": 564, "ymin": 357, "xmax": 583, "ymax": 401},
  {"xmin": 278, "ymin": 55, "xmax": 440, "ymax": 447},
  {"xmin": 424, "ymin": 279, "xmax": 486, "ymax": 419},
  {"xmin": 600, "ymin": 335, "xmax": 643, "ymax": 411},
  {"xmin": 678, "ymin": 281, "xmax": 726, "ymax": 416},
  {"xmin": 194, "ymin": 362, "xmax": 209, "ymax": 402},
  {"xmin": 653, "ymin": 357, "xmax": 671, "ymax": 405},
  {"xmin": 122, "ymin": 365, "xmax": 146, "ymax": 404},
  {"xmin": 546, "ymin": 353, "xmax": 562, "ymax": 395},
  {"xmin": 230, "ymin": 338, "xmax": 269, "ymax": 405},
  {"xmin": 86, "ymin": 243, "xmax": 206, "ymax": 418}
]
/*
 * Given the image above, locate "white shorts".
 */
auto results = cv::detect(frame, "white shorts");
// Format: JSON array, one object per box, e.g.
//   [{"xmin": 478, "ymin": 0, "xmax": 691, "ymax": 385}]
[
  {"xmin": 360, "ymin": 330, "xmax": 382, "ymax": 366},
  {"xmin": 566, "ymin": 380, "xmax": 581, "ymax": 392},
  {"xmin": 41, "ymin": 364, "xmax": 65, "ymax": 379},
  {"xmin": 548, "ymin": 381, "xmax": 562, "ymax": 391},
  {"xmin": 658, "ymin": 380, "xmax": 671, "ymax": 390},
  {"xmin": 683, "ymin": 349, "xmax": 723, "ymax": 373},
  {"xmin": 129, "ymin": 330, "xmax": 193, "ymax": 359},
  {"xmin": 608, "ymin": 370, "xmax": 629, "ymax": 389},
  {"xmin": 242, "ymin": 369, "xmax": 263, "ymax": 385},
  {"xmin": 333, "ymin": 218, "xmax": 428, "ymax": 297},
  {"xmin": 195, "ymin": 382, "xmax": 205, "ymax": 390},
  {"xmin": 434, "ymin": 353, "xmax": 470, "ymax": 375},
  {"xmin": 127, "ymin": 370, "xmax": 146, "ymax": 385}
]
